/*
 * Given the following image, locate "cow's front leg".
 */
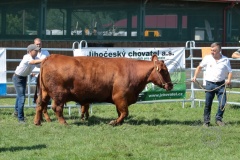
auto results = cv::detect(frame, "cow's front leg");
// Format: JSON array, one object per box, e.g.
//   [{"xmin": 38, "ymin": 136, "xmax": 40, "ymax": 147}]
[
  {"xmin": 52, "ymin": 101, "xmax": 67, "ymax": 125},
  {"xmin": 109, "ymin": 105, "xmax": 129, "ymax": 126}
]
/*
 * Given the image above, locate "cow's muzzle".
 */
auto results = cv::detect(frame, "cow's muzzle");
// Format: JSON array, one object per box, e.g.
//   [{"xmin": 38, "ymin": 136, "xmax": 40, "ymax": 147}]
[{"xmin": 164, "ymin": 82, "xmax": 173, "ymax": 91}]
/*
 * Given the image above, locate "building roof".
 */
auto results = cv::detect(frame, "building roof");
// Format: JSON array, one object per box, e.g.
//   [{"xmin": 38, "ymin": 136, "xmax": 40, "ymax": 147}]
[{"xmin": 104, "ymin": 15, "xmax": 188, "ymax": 29}]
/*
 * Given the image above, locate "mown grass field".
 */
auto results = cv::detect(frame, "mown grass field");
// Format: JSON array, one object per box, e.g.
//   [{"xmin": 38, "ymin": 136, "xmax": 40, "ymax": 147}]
[{"xmin": 1, "ymin": 89, "xmax": 240, "ymax": 160}]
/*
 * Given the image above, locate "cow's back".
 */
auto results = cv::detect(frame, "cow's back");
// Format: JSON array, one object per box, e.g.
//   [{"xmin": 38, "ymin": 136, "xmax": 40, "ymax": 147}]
[{"xmin": 41, "ymin": 54, "xmax": 148, "ymax": 104}]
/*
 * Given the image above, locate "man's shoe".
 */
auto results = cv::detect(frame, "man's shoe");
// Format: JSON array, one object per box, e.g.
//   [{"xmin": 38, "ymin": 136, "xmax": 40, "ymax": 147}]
[
  {"xmin": 19, "ymin": 120, "xmax": 26, "ymax": 124},
  {"xmin": 216, "ymin": 120, "xmax": 225, "ymax": 126},
  {"xmin": 203, "ymin": 122, "xmax": 210, "ymax": 127}
]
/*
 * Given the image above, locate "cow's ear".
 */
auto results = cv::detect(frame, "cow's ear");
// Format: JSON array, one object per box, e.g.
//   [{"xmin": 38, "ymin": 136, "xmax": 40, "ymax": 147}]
[{"xmin": 151, "ymin": 54, "xmax": 158, "ymax": 62}]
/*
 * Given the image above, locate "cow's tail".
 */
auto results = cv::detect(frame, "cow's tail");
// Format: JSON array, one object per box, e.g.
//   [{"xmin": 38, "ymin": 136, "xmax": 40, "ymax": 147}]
[
  {"xmin": 33, "ymin": 74, "xmax": 40, "ymax": 104},
  {"xmin": 37, "ymin": 72, "xmax": 42, "ymax": 106},
  {"xmin": 36, "ymin": 58, "xmax": 47, "ymax": 106}
]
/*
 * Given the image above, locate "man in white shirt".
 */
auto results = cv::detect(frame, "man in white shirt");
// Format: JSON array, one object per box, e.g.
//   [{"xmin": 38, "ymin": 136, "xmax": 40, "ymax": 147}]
[
  {"xmin": 192, "ymin": 42, "xmax": 232, "ymax": 127},
  {"xmin": 31, "ymin": 38, "xmax": 50, "ymax": 82},
  {"xmin": 31, "ymin": 38, "xmax": 50, "ymax": 104}
]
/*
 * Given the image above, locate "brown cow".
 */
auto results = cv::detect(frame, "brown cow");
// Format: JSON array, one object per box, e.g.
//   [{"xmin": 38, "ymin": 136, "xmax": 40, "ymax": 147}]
[{"xmin": 34, "ymin": 54, "xmax": 173, "ymax": 126}]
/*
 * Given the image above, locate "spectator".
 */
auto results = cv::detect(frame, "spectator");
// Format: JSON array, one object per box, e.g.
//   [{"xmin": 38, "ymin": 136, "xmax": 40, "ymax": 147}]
[
  {"xmin": 232, "ymin": 49, "xmax": 240, "ymax": 58},
  {"xmin": 31, "ymin": 38, "xmax": 50, "ymax": 83},
  {"xmin": 92, "ymin": 27, "xmax": 97, "ymax": 36},
  {"xmin": 31, "ymin": 38, "xmax": 50, "ymax": 104},
  {"xmin": 192, "ymin": 42, "xmax": 232, "ymax": 127},
  {"xmin": 84, "ymin": 26, "xmax": 90, "ymax": 36},
  {"xmin": 13, "ymin": 44, "xmax": 44, "ymax": 123}
]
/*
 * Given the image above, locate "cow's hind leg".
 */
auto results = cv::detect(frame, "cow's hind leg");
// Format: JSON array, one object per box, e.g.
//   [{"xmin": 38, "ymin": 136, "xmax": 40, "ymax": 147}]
[
  {"xmin": 80, "ymin": 104, "xmax": 90, "ymax": 121},
  {"xmin": 42, "ymin": 97, "xmax": 51, "ymax": 122},
  {"xmin": 34, "ymin": 91, "xmax": 50, "ymax": 126},
  {"xmin": 35, "ymin": 103, "xmax": 46, "ymax": 126},
  {"xmin": 52, "ymin": 101, "xmax": 67, "ymax": 125}
]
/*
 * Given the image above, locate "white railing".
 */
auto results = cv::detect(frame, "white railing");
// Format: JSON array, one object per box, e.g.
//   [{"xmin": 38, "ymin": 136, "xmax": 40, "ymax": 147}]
[{"xmin": 1, "ymin": 41, "xmax": 240, "ymax": 115}]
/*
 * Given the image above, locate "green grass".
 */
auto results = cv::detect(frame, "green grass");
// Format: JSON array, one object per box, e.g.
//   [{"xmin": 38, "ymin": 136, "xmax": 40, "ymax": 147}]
[{"xmin": 1, "ymin": 89, "xmax": 240, "ymax": 160}]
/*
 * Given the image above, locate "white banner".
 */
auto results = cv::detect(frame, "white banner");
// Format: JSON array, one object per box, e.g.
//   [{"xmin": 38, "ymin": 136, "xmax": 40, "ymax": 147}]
[
  {"xmin": 0, "ymin": 48, "xmax": 7, "ymax": 95},
  {"xmin": 73, "ymin": 47, "xmax": 185, "ymax": 72},
  {"xmin": 73, "ymin": 47, "xmax": 186, "ymax": 100}
]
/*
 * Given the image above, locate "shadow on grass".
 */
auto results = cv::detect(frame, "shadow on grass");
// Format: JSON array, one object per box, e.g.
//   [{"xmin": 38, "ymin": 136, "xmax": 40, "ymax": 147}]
[
  {"xmin": 71, "ymin": 115, "xmax": 203, "ymax": 126},
  {"xmin": 71, "ymin": 115, "xmax": 113, "ymax": 126},
  {"xmin": 126, "ymin": 116, "xmax": 202, "ymax": 126},
  {"xmin": 0, "ymin": 144, "xmax": 47, "ymax": 152},
  {"xmin": 226, "ymin": 120, "xmax": 240, "ymax": 125},
  {"xmin": 40, "ymin": 115, "xmax": 240, "ymax": 127},
  {"xmin": 228, "ymin": 104, "xmax": 240, "ymax": 110}
]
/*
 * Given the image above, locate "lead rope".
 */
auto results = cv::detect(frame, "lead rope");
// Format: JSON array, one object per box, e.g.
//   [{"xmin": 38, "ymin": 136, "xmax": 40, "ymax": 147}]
[
  {"xmin": 155, "ymin": 66, "xmax": 166, "ymax": 86},
  {"xmin": 194, "ymin": 80, "xmax": 231, "ymax": 111}
]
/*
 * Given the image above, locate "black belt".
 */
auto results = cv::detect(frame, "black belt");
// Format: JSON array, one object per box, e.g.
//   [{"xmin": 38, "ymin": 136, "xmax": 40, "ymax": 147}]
[
  {"xmin": 207, "ymin": 80, "xmax": 225, "ymax": 85},
  {"xmin": 14, "ymin": 73, "xmax": 26, "ymax": 78}
]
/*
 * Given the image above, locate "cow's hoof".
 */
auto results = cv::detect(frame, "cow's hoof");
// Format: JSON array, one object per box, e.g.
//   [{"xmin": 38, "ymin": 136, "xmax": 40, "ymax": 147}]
[
  {"xmin": 45, "ymin": 118, "xmax": 51, "ymax": 122},
  {"xmin": 34, "ymin": 121, "xmax": 42, "ymax": 126},
  {"xmin": 80, "ymin": 117, "xmax": 88, "ymax": 121},
  {"xmin": 62, "ymin": 122, "xmax": 68, "ymax": 125},
  {"xmin": 109, "ymin": 120, "xmax": 117, "ymax": 126}
]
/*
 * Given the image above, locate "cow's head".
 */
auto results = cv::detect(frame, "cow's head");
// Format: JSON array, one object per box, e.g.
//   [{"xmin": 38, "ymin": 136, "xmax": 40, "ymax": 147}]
[{"xmin": 151, "ymin": 55, "xmax": 173, "ymax": 91}]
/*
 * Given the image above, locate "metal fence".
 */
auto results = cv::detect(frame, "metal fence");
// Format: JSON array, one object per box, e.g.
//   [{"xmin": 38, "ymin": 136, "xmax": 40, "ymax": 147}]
[{"xmin": 1, "ymin": 41, "xmax": 240, "ymax": 115}]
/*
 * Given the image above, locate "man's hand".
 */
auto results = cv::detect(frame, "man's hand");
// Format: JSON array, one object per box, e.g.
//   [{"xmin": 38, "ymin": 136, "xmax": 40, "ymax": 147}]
[
  {"xmin": 31, "ymin": 73, "xmax": 36, "ymax": 77},
  {"xmin": 191, "ymin": 77, "xmax": 197, "ymax": 83},
  {"xmin": 225, "ymin": 80, "xmax": 231, "ymax": 86}
]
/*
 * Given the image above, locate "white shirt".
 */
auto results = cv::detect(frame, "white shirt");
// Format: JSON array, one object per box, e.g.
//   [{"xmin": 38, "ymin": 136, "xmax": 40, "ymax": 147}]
[
  {"xmin": 200, "ymin": 54, "xmax": 232, "ymax": 82},
  {"xmin": 15, "ymin": 54, "xmax": 40, "ymax": 77},
  {"xmin": 32, "ymin": 50, "xmax": 50, "ymax": 76}
]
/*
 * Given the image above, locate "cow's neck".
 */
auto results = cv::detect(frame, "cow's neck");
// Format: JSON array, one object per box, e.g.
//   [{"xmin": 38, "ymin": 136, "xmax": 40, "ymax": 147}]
[{"xmin": 132, "ymin": 61, "xmax": 154, "ymax": 93}]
